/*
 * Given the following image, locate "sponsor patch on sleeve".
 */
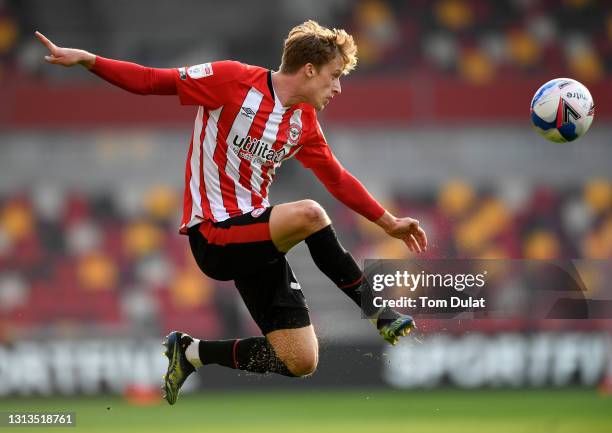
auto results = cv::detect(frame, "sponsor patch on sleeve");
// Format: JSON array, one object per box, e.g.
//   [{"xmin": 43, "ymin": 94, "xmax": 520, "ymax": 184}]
[
  {"xmin": 187, "ymin": 63, "xmax": 214, "ymax": 79},
  {"xmin": 178, "ymin": 67, "xmax": 187, "ymax": 80}
]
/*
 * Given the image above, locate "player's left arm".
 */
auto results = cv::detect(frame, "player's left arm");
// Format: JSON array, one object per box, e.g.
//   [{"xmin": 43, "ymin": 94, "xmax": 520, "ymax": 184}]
[{"xmin": 295, "ymin": 141, "xmax": 427, "ymax": 253}]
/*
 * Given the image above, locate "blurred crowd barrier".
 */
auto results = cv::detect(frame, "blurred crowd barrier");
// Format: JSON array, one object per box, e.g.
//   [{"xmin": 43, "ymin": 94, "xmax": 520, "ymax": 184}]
[{"xmin": 1, "ymin": 334, "xmax": 610, "ymax": 396}]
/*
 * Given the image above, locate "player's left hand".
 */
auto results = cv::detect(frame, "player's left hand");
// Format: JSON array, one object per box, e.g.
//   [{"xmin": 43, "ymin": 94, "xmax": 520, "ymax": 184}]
[{"xmin": 379, "ymin": 215, "xmax": 428, "ymax": 253}]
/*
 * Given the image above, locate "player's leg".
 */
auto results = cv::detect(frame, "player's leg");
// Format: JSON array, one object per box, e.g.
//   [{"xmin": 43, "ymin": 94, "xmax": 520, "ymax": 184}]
[
  {"xmin": 264, "ymin": 325, "xmax": 318, "ymax": 376},
  {"xmin": 163, "ymin": 320, "xmax": 315, "ymax": 406},
  {"xmin": 162, "ymin": 326, "xmax": 317, "ymax": 405},
  {"xmin": 164, "ymin": 295, "xmax": 315, "ymax": 405},
  {"xmin": 185, "ymin": 325, "xmax": 318, "ymax": 377},
  {"xmin": 162, "ymin": 237, "xmax": 314, "ymax": 404},
  {"xmin": 270, "ymin": 199, "xmax": 370, "ymax": 309},
  {"xmin": 187, "ymin": 257, "xmax": 316, "ymax": 376},
  {"xmin": 270, "ymin": 199, "xmax": 415, "ymax": 344},
  {"xmin": 269, "ymin": 199, "xmax": 331, "ymax": 252}
]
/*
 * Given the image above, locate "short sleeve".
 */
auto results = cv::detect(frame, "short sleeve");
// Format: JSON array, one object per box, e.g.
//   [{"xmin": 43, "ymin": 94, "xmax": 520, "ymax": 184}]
[{"xmin": 174, "ymin": 60, "xmax": 246, "ymax": 108}]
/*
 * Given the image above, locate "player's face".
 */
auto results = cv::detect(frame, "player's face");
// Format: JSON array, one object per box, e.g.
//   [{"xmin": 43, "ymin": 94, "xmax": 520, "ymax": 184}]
[{"xmin": 305, "ymin": 55, "xmax": 343, "ymax": 111}]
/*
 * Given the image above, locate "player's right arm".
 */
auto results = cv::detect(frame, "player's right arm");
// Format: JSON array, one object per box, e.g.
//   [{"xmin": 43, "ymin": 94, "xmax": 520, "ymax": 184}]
[
  {"xmin": 35, "ymin": 31, "xmax": 177, "ymax": 95},
  {"xmin": 35, "ymin": 31, "xmax": 96, "ymax": 68},
  {"xmin": 36, "ymin": 31, "xmax": 246, "ymax": 104}
]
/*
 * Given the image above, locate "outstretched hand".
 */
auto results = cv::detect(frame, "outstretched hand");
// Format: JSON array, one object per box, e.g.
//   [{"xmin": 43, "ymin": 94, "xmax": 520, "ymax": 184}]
[
  {"xmin": 34, "ymin": 31, "xmax": 95, "ymax": 68},
  {"xmin": 377, "ymin": 213, "xmax": 428, "ymax": 253}
]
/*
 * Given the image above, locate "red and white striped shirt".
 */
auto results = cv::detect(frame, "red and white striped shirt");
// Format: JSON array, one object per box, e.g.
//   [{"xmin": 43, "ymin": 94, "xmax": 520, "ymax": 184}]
[
  {"xmin": 175, "ymin": 61, "xmax": 385, "ymax": 233},
  {"xmin": 90, "ymin": 57, "xmax": 385, "ymax": 233}
]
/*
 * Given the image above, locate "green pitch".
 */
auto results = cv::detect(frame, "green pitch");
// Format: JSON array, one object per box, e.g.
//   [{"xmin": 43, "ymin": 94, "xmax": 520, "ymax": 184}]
[{"xmin": 3, "ymin": 389, "xmax": 611, "ymax": 433}]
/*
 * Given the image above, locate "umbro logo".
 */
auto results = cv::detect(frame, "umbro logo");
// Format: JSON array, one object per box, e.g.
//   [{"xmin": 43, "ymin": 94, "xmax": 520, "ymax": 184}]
[{"xmin": 241, "ymin": 107, "xmax": 256, "ymax": 119}]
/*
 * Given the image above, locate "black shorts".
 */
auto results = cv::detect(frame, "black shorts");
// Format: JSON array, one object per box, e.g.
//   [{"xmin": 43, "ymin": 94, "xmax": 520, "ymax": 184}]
[{"xmin": 188, "ymin": 207, "xmax": 310, "ymax": 335}]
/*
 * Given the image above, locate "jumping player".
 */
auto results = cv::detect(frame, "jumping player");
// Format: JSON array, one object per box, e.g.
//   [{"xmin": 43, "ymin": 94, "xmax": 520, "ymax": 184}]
[{"xmin": 35, "ymin": 20, "xmax": 427, "ymax": 405}]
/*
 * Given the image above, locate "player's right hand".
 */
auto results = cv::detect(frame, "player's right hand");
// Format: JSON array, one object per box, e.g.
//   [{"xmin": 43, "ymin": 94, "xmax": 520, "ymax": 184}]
[{"xmin": 34, "ymin": 31, "xmax": 96, "ymax": 69}]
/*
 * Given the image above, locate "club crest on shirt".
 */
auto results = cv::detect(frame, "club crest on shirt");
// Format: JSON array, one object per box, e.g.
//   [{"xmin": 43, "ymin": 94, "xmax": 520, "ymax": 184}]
[
  {"xmin": 187, "ymin": 63, "xmax": 213, "ymax": 79},
  {"xmin": 287, "ymin": 123, "xmax": 302, "ymax": 145}
]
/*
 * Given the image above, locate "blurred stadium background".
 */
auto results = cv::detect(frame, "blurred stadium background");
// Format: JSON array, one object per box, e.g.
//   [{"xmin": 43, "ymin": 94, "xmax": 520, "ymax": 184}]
[{"xmin": 0, "ymin": 0, "xmax": 611, "ymax": 432}]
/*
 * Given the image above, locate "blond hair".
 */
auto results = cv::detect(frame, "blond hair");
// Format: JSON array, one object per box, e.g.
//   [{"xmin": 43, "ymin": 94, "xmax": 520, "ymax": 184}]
[{"xmin": 280, "ymin": 20, "xmax": 357, "ymax": 75}]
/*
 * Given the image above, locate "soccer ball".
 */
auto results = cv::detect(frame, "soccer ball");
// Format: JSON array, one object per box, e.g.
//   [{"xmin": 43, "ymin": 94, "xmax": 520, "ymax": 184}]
[{"xmin": 530, "ymin": 78, "xmax": 594, "ymax": 142}]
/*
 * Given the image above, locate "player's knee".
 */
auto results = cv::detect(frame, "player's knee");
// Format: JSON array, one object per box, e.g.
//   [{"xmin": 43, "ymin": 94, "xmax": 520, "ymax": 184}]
[
  {"xmin": 285, "ymin": 352, "xmax": 318, "ymax": 377},
  {"xmin": 297, "ymin": 199, "xmax": 329, "ymax": 231}
]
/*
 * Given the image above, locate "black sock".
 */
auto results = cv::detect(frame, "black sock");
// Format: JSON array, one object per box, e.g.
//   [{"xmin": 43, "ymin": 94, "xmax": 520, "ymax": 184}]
[
  {"xmin": 198, "ymin": 339, "xmax": 235, "ymax": 368},
  {"xmin": 198, "ymin": 337, "xmax": 295, "ymax": 377},
  {"xmin": 305, "ymin": 225, "xmax": 379, "ymax": 316}
]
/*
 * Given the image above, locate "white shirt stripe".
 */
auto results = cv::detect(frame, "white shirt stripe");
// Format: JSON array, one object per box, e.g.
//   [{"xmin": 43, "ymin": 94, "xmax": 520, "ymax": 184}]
[
  {"xmin": 187, "ymin": 107, "xmax": 204, "ymax": 226},
  {"xmin": 251, "ymin": 98, "xmax": 287, "ymax": 203},
  {"xmin": 225, "ymin": 88, "xmax": 264, "ymax": 213},
  {"xmin": 202, "ymin": 107, "xmax": 227, "ymax": 221}
]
